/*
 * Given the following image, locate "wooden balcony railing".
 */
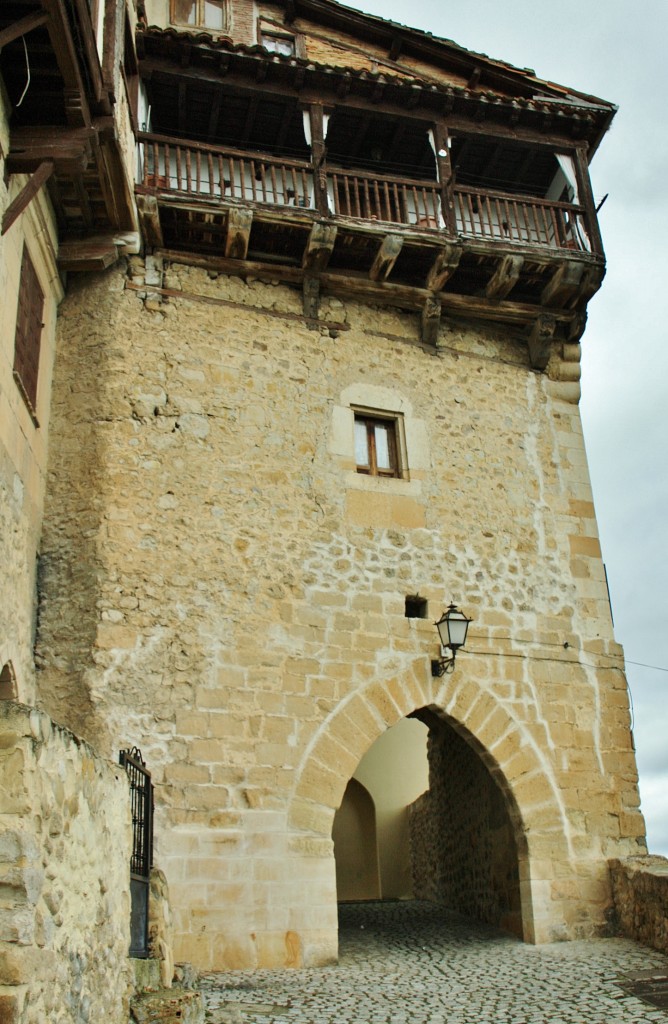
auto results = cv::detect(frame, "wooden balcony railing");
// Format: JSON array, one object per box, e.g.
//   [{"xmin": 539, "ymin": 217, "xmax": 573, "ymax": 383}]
[
  {"xmin": 327, "ymin": 166, "xmax": 442, "ymax": 229},
  {"xmin": 137, "ymin": 134, "xmax": 593, "ymax": 255},
  {"xmin": 138, "ymin": 133, "xmax": 313, "ymax": 209},
  {"xmin": 454, "ymin": 185, "xmax": 591, "ymax": 252}
]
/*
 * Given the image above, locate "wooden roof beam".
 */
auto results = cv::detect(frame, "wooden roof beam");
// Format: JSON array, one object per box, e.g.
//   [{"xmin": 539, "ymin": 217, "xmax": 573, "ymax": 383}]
[
  {"xmin": 41, "ymin": 0, "xmax": 91, "ymax": 127},
  {"xmin": 0, "ymin": 11, "xmax": 49, "ymax": 49}
]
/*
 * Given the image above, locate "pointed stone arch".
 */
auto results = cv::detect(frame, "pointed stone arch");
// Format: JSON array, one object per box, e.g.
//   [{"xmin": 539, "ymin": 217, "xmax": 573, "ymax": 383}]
[{"xmin": 288, "ymin": 659, "xmax": 575, "ymax": 944}]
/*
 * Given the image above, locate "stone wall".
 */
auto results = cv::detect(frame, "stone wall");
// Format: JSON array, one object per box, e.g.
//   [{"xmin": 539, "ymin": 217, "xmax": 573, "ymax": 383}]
[
  {"xmin": 609, "ymin": 856, "xmax": 668, "ymax": 954},
  {"xmin": 0, "ymin": 701, "xmax": 133, "ymax": 1024},
  {"xmin": 409, "ymin": 717, "xmax": 522, "ymax": 937},
  {"xmin": 35, "ymin": 259, "xmax": 645, "ymax": 967}
]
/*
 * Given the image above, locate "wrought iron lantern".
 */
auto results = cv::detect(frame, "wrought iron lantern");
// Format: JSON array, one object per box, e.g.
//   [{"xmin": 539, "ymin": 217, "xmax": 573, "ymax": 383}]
[{"xmin": 431, "ymin": 603, "xmax": 472, "ymax": 676}]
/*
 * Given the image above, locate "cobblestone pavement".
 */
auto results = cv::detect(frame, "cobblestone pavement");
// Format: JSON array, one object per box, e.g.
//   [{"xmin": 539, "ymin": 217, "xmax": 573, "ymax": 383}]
[{"xmin": 201, "ymin": 901, "xmax": 668, "ymax": 1024}]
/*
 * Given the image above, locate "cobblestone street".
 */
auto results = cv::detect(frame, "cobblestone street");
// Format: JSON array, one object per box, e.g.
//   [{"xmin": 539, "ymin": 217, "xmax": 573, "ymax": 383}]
[{"xmin": 201, "ymin": 901, "xmax": 668, "ymax": 1024}]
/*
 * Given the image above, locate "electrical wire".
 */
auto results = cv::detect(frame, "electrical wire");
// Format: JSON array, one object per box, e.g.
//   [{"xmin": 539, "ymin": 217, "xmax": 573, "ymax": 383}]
[{"xmin": 16, "ymin": 36, "xmax": 31, "ymax": 108}]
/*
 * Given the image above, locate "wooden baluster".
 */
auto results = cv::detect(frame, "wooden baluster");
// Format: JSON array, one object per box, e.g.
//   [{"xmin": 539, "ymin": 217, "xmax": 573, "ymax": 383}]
[
  {"xmin": 218, "ymin": 155, "xmax": 224, "ymax": 197},
  {"xmin": 280, "ymin": 164, "xmax": 288, "ymax": 204},
  {"xmin": 241, "ymin": 159, "xmax": 247, "ymax": 201},
  {"xmin": 381, "ymin": 181, "xmax": 390, "ymax": 221},
  {"xmin": 528, "ymin": 202, "xmax": 541, "ymax": 244},
  {"xmin": 502, "ymin": 198, "xmax": 512, "ymax": 239},
  {"xmin": 182, "ymin": 149, "xmax": 190, "ymax": 194},
  {"xmin": 176, "ymin": 146, "xmax": 183, "ymax": 191},
  {"xmin": 164, "ymin": 143, "xmax": 170, "ymax": 189},
  {"xmin": 343, "ymin": 176, "xmax": 351, "ymax": 218},
  {"xmin": 208, "ymin": 152, "xmax": 214, "ymax": 196},
  {"xmin": 372, "ymin": 179, "xmax": 381, "ymax": 220},
  {"xmin": 260, "ymin": 163, "xmax": 268, "ymax": 203},
  {"xmin": 393, "ymin": 182, "xmax": 401, "ymax": 222},
  {"xmin": 331, "ymin": 174, "xmax": 339, "ymax": 214},
  {"xmin": 270, "ymin": 163, "xmax": 278, "ymax": 204},
  {"xmin": 363, "ymin": 178, "xmax": 371, "ymax": 219},
  {"xmin": 537, "ymin": 204, "xmax": 551, "ymax": 246}
]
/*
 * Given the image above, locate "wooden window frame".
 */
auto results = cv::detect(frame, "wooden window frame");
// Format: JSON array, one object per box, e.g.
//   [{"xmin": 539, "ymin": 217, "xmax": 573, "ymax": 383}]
[
  {"xmin": 170, "ymin": 0, "xmax": 228, "ymax": 31},
  {"xmin": 13, "ymin": 245, "xmax": 44, "ymax": 425},
  {"xmin": 259, "ymin": 30, "xmax": 296, "ymax": 56},
  {"xmin": 354, "ymin": 411, "xmax": 403, "ymax": 478}
]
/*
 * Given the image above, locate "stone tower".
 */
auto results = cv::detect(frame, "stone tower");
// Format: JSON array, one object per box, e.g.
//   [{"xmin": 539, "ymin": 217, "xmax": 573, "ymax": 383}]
[{"xmin": 1, "ymin": 0, "xmax": 645, "ymax": 971}]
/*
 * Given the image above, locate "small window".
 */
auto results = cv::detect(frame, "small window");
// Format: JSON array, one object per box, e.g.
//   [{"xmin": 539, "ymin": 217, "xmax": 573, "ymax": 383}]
[
  {"xmin": 171, "ymin": 0, "xmax": 226, "ymax": 30},
  {"xmin": 0, "ymin": 662, "xmax": 17, "ymax": 700},
  {"xmin": 354, "ymin": 413, "xmax": 401, "ymax": 477},
  {"xmin": 405, "ymin": 596, "xmax": 428, "ymax": 619},
  {"xmin": 13, "ymin": 246, "xmax": 44, "ymax": 422},
  {"xmin": 260, "ymin": 31, "xmax": 296, "ymax": 56}
]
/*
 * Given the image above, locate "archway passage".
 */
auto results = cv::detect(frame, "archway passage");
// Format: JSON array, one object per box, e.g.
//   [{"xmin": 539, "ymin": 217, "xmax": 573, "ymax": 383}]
[
  {"xmin": 332, "ymin": 708, "xmax": 524, "ymax": 940},
  {"xmin": 409, "ymin": 708, "xmax": 524, "ymax": 938}
]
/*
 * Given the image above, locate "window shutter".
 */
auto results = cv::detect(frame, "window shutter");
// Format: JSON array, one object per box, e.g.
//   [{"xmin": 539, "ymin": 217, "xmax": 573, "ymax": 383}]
[{"xmin": 13, "ymin": 247, "xmax": 44, "ymax": 416}]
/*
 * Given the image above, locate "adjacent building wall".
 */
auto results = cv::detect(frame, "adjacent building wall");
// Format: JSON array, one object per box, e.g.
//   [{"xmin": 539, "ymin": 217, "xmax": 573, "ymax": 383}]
[
  {"xmin": 0, "ymin": 86, "xmax": 64, "ymax": 708},
  {"xmin": 0, "ymin": 702, "xmax": 132, "ymax": 1024},
  {"xmin": 36, "ymin": 259, "xmax": 645, "ymax": 967}
]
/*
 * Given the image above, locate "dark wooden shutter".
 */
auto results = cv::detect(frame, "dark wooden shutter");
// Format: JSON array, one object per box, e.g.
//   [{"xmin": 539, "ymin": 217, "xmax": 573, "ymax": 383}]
[{"xmin": 13, "ymin": 247, "xmax": 44, "ymax": 416}]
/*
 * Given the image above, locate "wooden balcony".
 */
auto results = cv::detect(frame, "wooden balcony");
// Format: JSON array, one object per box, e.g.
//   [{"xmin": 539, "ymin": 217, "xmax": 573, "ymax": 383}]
[{"xmin": 135, "ymin": 132, "xmax": 604, "ymax": 355}]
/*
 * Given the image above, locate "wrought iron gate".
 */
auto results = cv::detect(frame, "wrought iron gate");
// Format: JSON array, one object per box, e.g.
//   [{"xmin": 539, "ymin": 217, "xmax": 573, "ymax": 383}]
[{"xmin": 120, "ymin": 747, "xmax": 154, "ymax": 958}]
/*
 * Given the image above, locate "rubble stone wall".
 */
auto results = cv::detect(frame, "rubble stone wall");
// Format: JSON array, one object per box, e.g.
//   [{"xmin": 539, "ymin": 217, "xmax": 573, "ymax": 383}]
[
  {"xmin": 36, "ymin": 260, "xmax": 644, "ymax": 967},
  {"xmin": 0, "ymin": 701, "xmax": 132, "ymax": 1024},
  {"xmin": 609, "ymin": 856, "xmax": 668, "ymax": 954},
  {"xmin": 409, "ymin": 719, "xmax": 522, "ymax": 937}
]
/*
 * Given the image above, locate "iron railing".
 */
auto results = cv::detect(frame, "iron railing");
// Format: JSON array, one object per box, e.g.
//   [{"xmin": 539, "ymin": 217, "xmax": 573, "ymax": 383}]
[{"xmin": 120, "ymin": 746, "xmax": 154, "ymax": 958}]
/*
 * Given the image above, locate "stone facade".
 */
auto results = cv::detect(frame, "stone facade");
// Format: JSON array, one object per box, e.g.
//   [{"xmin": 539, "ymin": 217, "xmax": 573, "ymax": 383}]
[
  {"xmin": 34, "ymin": 257, "xmax": 645, "ymax": 967},
  {"xmin": 0, "ymin": 701, "xmax": 132, "ymax": 1024}
]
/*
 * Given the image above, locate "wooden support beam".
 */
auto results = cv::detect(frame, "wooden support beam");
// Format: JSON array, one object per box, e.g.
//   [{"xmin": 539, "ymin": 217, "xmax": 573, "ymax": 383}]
[
  {"xmin": 136, "ymin": 194, "xmax": 163, "ymax": 248},
  {"xmin": 541, "ymin": 261, "xmax": 584, "ymax": 308},
  {"xmin": 527, "ymin": 314, "xmax": 556, "ymax": 370},
  {"xmin": 484, "ymin": 254, "xmax": 523, "ymax": 299},
  {"xmin": 426, "ymin": 243, "xmax": 461, "ymax": 291},
  {"xmin": 421, "ymin": 295, "xmax": 442, "ymax": 347},
  {"xmin": 41, "ymin": 0, "xmax": 91, "ymax": 127},
  {"xmin": 302, "ymin": 222, "xmax": 337, "ymax": 272},
  {"xmin": 0, "ymin": 11, "xmax": 49, "ymax": 49},
  {"xmin": 303, "ymin": 276, "xmax": 320, "ymax": 322},
  {"xmin": 224, "ymin": 208, "xmax": 253, "ymax": 259},
  {"xmin": 57, "ymin": 237, "xmax": 120, "ymax": 272},
  {"xmin": 2, "ymin": 162, "xmax": 54, "ymax": 236},
  {"xmin": 369, "ymin": 234, "xmax": 403, "ymax": 282},
  {"xmin": 8, "ymin": 126, "xmax": 94, "ymax": 175}
]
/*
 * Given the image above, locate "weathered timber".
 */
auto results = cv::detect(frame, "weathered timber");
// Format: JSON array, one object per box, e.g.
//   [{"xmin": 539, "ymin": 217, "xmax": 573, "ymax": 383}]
[
  {"xmin": 41, "ymin": 0, "xmax": 91, "ymax": 127},
  {"xmin": 302, "ymin": 222, "xmax": 337, "ymax": 272},
  {"xmin": 369, "ymin": 234, "xmax": 404, "ymax": 282},
  {"xmin": 541, "ymin": 261, "xmax": 585, "ymax": 308},
  {"xmin": 527, "ymin": 314, "xmax": 557, "ymax": 370},
  {"xmin": 485, "ymin": 254, "xmax": 524, "ymax": 299},
  {"xmin": 137, "ymin": 194, "xmax": 164, "ymax": 248},
  {"xmin": 303, "ymin": 276, "xmax": 321, "ymax": 322},
  {"xmin": 154, "ymin": 249, "xmax": 575, "ymax": 326},
  {"xmin": 8, "ymin": 126, "xmax": 95, "ymax": 175},
  {"xmin": 58, "ymin": 238, "xmax": 120, "ymax": 271},
  {"xmin": 0, "ymin": 11, "xmax": 49, "ymax": 49},
  {"xmin": 426, "ymin": 243, "xmax": 462, "ymax": 291},
  {"xmin": 2, "ymin": 162, "xmax": 54, "ymax": 236},
  {"xmin": 421, "ymin": 296, "xmax": 442, "ymax": 347},
  {"xmin": 224, "ymin": 209, "xmax": 253, "ymax": 259}
]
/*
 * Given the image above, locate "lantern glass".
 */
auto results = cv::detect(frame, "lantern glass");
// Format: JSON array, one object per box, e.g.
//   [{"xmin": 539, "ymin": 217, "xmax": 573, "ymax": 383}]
[{"xmin": 436, "ymin": 604, "xmax": 471, "ymax": 650}]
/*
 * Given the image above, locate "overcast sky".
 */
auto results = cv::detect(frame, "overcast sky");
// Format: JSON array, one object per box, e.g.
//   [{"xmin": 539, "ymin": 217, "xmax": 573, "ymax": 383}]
[{"xmin": 351, "ymin": 0, "xmax": 668, "ymax": 855}]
